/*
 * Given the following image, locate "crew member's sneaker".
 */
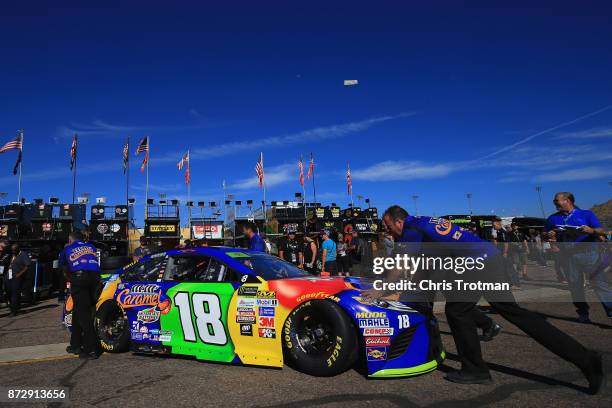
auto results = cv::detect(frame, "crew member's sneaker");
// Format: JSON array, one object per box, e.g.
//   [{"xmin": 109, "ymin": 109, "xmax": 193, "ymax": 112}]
[
  {"xmin": 581, "ymin": 352, "xmax": 605, "ymax": 395},
  {"xmin": 578, "ymin": 315, "xmax": 592, "ymax": 324},
  {"xmin": 445, "ymin": 370, "xmax": 492, "ymax": 384},
  {"xmin": 79, "ymin": 351, "xmax": 100, "ymax": 360},
  {"xmin": 481, "ymin": 322, "xmax": 503, "ymax": 342},
  {"xmin": 66, "ymin": 345, "xmax": 81, "ymax": 355}
]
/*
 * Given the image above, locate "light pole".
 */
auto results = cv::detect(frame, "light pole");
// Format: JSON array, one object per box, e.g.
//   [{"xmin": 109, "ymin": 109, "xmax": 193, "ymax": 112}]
[
  {"xmin": 535, "ymin": 186, "xmax": 546, "ymax": 218},
  {"xmin": 466, "ymin": 193, "xmax": 473, "ymax": 215},
  {"xmin": 412, "ymin": 195, "xmax": 419, "ymax": 216}
]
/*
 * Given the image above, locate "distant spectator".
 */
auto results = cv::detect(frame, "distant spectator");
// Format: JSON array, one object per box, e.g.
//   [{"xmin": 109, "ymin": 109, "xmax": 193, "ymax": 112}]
[
  {"xmin": 336, "ymin": 233, "xmax": 351, "ymax": 276},
  {"xmin": 6, "ymin": 243, "xmax": 31, "ymax": 317},
  {"xmin": 0, "ymin": 240, "xmax": 10, "ymax": 307},
  {"xmin": 243, "ymin": 222, "xmax": 266, "ymax": 253},
  {"xmin": 133, "ymin": 236, "xmax": 151, "ymax": 263},
  {"xmin": 507, "ymin": 223, "xmax": 531, "ymax": 280},
  {"xmin": 279, "ymin": 232, "xmax": 301, "ymax": 266},
  {"xmin": 300, "ymin": 234, "xmax": 317, "ymax": 274},
  {"xmin": 320, "ymin": 229, "xmax": 337, "ymax": 275},
  {"xmin": 383, "ymin": 233, "xmax": 394, "ymax": 256}
]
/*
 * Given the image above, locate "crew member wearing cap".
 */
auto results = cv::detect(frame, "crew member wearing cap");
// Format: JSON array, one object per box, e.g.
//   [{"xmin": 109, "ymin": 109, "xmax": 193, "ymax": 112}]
[
  {"xmin": 61, "ymin": 231, "xmax": 101, "ymax": 359},
  {"xmin": 369, "ymin": 205, "xmax": 604, "ymax": 393},
  {"xmin": 320, "ymin": 229, "xmax": 337, "ymax": 275}
]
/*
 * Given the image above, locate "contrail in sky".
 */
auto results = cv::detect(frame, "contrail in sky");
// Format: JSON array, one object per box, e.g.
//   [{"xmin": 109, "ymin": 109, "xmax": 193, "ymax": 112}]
[{"xmin": 481, "ymin": 105, "xmax": 612, "ymax": 159}]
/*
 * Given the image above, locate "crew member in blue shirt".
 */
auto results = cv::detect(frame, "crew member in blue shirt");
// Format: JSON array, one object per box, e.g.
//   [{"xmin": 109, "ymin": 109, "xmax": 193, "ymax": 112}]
[
  {"xmin": 242, "ymin": 222, "xmax": 266, "ymax": 253},
  {"xmin": 61, "ymin": 231, "xmax": 101, "ymax": 359},
  {"xmin": 544, "ymin": 192, "xmax": 610, "ymax": 323},
  {"xmin": 370, "ymin": 205, "xmax": 604, "ymax": 393}
]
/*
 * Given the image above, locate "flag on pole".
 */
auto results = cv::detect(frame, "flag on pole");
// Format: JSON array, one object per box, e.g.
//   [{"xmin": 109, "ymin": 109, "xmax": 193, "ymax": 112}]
[
  {"xmin": 0, "ymin": 132, "xmax": 23, "ymax": 175},
  {"xmin": 307, "ymin": 153, "xmax": 314, "ymax": 179},
  {"xmin": 255, "ymin": 152, "xmax": 264, "ymax": 188},
  {"xmin": 70, "ymin": 134, "xmax": 78, "ymax": 170},
  {"xmin": 177, "ymin": 150, "xmax": 190, "ymax": 185},
  {"xmin": 135, "ymin": 136, "xmax": 149, "ymax": 173},
  {"xmin": 346, "ymin": 162, "xmax": 352, "ymax": 194},
  {"xmin": 298, "ymin": 156, "xmax": 304, "ymax": 187},
  {"xmin": 122, "ymin": 138, "xmax": 129, "ymax": 174}
]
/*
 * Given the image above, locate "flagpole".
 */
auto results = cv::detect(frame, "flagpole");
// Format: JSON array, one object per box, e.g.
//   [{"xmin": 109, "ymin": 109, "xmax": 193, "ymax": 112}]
[
  {"xmin": 310, "ymin": 153, "xmax": 317, "ymax": 204},
  {"xmin": 301, "ymin": 155, "xmax": 307, "ymax": 233},
  {"xmin": 72, "ymin": 136, "xmax": 77, "ymax": 204},
  {"xmin": 145, "ymin": 138, "xmax": 149, "ymax": 221},
  {"xmin": 17, "ymin": 130, "xmax": 23, "ymax": 203},
  {"xmin": 126, "ymin": 136, "xmax": 130, "ymax": 209},
  {"xmin": 187, "ymin": 149, "xmax": 191, "ymax": 239},
  {"xmin": 348, "ymin": 162, "xmax": 354, "ymax": 207},
  {"xmin": 262, "ymin": 152, "xmax": 267, "ymax": 228}
]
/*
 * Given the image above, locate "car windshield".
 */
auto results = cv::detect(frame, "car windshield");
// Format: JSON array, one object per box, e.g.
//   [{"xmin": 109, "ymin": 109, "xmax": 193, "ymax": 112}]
[{"xmin": 237, "ymin": 253, "xmax": 311, "ymax": 280}]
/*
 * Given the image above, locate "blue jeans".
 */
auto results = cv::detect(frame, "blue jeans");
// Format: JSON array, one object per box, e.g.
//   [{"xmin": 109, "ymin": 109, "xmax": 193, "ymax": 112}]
[{"xmin": 568, "ymin": 249, "xmax": 612, "ymax": 318}]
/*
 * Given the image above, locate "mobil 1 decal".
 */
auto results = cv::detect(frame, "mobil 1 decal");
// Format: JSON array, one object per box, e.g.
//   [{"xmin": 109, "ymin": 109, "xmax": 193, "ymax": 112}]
[{"xmin": 160, "ymin": 282, "xmax": 236, "ymax": 363}]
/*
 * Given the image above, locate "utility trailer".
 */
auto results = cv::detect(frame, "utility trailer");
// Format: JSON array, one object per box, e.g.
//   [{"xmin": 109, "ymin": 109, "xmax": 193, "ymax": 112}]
[{"xmin": 144, "ymin": 200, "xmax": 181, "ymax": 252}]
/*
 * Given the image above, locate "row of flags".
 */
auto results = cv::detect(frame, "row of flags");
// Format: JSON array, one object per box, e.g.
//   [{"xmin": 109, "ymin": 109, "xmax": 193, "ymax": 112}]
[{"xmin": 0, "ymin": 131, "xmax": 353, "ymax": 196}]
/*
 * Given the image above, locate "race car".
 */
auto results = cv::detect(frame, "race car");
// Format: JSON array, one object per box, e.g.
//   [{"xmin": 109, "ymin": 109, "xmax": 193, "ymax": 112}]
[{"xmin": 63, "ymin": 247, "xmax": 444, "ymax": 377}]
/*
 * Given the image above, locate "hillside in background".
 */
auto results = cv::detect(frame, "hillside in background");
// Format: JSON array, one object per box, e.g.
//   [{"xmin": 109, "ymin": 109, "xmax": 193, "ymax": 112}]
[{"xmin": 590, "ymin": 199, "xmax": 612, "ymax": 230}]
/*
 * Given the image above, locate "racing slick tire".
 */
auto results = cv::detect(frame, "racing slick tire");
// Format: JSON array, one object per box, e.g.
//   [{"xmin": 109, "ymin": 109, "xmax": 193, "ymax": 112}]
[
  {"xmin": 282, "ymin": 300, "xmax": 358, "ymax": 377},
  {"xmin": 100, "ymin": 256, "xmax": 131, "ymax": 271},
  {"xmin": 95, "ymin": 300, "xmax": 130, "ymax": 353}
]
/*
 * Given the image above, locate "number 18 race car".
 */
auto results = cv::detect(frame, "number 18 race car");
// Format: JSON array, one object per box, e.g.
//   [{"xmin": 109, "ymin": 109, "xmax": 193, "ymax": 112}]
[{"xmin": 63, "ymin": 247, "xmax": 445, "ymax": 377}]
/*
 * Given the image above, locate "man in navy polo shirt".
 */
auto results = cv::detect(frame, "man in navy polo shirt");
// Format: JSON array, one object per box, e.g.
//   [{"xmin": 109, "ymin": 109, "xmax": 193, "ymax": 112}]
[
  {"xmin": 545, "ymin": 192, "xmax": 610, "ymax": 323},
  {"xmin": 242, "ymin": 222, "xmax": 266, "ymax": 253},
  {"xmin": 370, "ymin": 205, "xmax": 604, "ymax": 393}
]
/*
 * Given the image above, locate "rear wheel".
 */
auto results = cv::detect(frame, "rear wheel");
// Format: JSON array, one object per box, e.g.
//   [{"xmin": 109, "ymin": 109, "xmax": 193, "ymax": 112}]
[
  {"xmin": 95, "ymin": 301, "xmax": 130, "ymax": 353},
  {"xmin": 282, "ymin": 300, "xmax": 358, "ymax": 376}
]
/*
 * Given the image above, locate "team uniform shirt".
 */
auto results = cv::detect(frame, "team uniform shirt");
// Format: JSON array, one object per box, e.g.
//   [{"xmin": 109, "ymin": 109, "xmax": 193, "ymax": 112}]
[
  {"xmin": 248, "ymin": 233, "xmax": 266, "ymax": 253},
  {"xmin": 398, "ymin": 215, "xmax": 500, "ymax": 258},
  {"xmin": 60, "ymin": 240, "xmax": 101, "ymax": 273},
  {"xmin": 321, "ymin": 239, "xmax": 337, "ymax": 262},
  {"xmin": 544, "ymin": 208, "xmax": 602, "ymax": 242}
]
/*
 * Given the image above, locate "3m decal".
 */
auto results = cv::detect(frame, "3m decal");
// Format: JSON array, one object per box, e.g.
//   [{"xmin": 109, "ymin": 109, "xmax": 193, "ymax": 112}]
[{"xmin": 258, "ymin": 316, "xmax": 275, "ymax": 328}]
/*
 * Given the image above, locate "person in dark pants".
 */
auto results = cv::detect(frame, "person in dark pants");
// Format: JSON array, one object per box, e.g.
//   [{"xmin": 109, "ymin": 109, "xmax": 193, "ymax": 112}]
[
  {"xmin": 320, "ymin": 229, "xmax": 337, "ymax": 275},
  {"xmin": 371, "ymin": 205, "xmax": 604, "ymax": 394},
  {"xmin": 0, "ymin": 240, "xmax": 11, "ymax": 307},
  {"xmin": 6, "ymin": 243, "xmax": 31, "ymax": 317},
  {"xmin": 300, "ymin": 234, "xmax": 317, "ymax": 274},
  {"xmin": 61, "ymin": 231, "xmax": 101, "ymax": 359}
]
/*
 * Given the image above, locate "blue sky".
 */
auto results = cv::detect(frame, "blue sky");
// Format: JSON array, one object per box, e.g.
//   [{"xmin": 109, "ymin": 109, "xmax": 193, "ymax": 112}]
[{"xmin": 1, "ymin": 1, "xmax": 611, "ymax": 225}]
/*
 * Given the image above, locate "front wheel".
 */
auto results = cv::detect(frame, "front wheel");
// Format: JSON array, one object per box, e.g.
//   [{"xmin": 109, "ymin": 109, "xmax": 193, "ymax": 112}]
[
  {"xmin": 95, "ymin": 301, "xmax": 130, "ymax": 353},
  {"xmin": 282, "ymin": 300, "xmax": 358, "ymax": 376}
]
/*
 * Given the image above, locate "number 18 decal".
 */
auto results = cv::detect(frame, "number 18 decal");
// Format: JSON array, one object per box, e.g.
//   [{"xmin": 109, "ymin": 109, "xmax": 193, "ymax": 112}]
[{"xmin": 174, "ymin": 292, "xmax": 227, "ymax": 345}]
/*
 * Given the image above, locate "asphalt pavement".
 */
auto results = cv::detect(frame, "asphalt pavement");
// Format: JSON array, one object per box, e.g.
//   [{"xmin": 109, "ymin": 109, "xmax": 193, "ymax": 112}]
[{"xmin": 1, "ymin": 262, "xmax": 611, "ymax": 407}]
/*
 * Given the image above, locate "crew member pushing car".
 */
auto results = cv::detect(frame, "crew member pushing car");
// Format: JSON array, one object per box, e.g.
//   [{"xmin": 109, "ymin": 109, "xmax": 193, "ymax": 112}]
[
  {"xmin": 373, "ymin": 205, "xmax": 604, "ymax": 393},
  {"xmin": 61, "ymin": 231, "xmax": 101, "ymax": 359}
]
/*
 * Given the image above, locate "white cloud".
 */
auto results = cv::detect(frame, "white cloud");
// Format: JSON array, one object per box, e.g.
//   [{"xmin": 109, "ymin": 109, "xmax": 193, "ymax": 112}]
[
  {"xmin": 556, "ymin": 127, "xmax": 612, "ymax": 139},
  {"xmin": 533, "ymin": 166, "xmax": 612, "ymax": 182},
  {"xmin": 351, "ymin": 161, "xmax": 454, "ymax": 181},
  {"xmin": 229, "ymin": 163, "xmax": 295, "ymax": 191}
]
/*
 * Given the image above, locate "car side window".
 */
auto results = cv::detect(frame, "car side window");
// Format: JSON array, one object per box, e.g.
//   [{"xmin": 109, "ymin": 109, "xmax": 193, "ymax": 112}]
[
  {"xmin": 123, "ymin": 256, "xmax": 166, "ymax": 282},
  {"xmin": 165, "ymin": 255, "xmax": 211, "ymax": 282}
]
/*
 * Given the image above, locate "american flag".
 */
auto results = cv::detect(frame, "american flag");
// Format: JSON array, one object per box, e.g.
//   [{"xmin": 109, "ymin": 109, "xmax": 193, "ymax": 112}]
[
  {"xmin": 346, "ymin": 162, "xmax": 352, "ymax": 194},
  {"xmin": 177, "ymin": 150, "xmax": 190, "ymax": 185},
  {"xmin": 0, "ymin": 133, "xmax": 23, "ymax": 153},
  {"xmin": 307, "ymin": 153, "xmax": 314, "ymax": 180},
  {"xmin": 135, "ymin": 136, "xmax": 149, "ymax": 173},
  {"xmin": 70, "ymin": 134, "xmax": 77, "ymax": 170},
  {"xmin": 298, "ymin": 156, "xmax": 304, "ymax": 187},
  {"xmin": 122, "ymin": 138, "xmax": 129, "ymax": 174},
  {"xmin": 255, "ymin": 152, "xmax": 264, "ymax": 188}
]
